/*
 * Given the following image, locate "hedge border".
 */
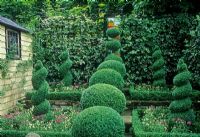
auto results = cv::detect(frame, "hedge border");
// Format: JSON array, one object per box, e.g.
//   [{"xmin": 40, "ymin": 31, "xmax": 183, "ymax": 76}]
[
  {"xmin": 130, "ymin": 87, "xmax": 200, "ymax": 101},
  {"xmin": 0, "ymin": 130, "xmax": 72, "ymax": 137},
  {"xmin": 26, "ymin": 91, "xmax": 82, "ymax": 101},
  {"xmin": 132, "ymin": 110, "xmax": 200, "ymax": 137}
]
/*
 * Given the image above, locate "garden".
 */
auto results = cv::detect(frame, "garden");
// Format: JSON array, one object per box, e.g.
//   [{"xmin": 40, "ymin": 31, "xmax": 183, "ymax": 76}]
[{"xmin": 0, "ymin": 0, "xmax": 200, "ymax": 137}]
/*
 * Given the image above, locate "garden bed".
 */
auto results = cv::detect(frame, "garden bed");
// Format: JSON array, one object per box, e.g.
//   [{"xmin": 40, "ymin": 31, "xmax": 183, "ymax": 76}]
[
  {"xmin": 132, "ymin": 107, "xmax": 200, "ymax": 137},
  {"xmin": 0, "ymin": 105, "xmax": 79, "ymax": 137}
]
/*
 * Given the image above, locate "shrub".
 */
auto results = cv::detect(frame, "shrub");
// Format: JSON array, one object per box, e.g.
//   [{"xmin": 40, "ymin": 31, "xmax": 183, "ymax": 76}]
[
  {"xmin": 71, "ymin": 106, "xmax": 125, "ymax": 137},
  {"xmin": 169, "ymin": 59, "xmax": 195, "ymax": 122},
  {"xmin": 104, "ymin": 53, "xmax": 123, "ymax": 63},
  {"xmin": 106, "ymin": 28, "xmax": 121, "ymax": 38},
  {"xmin": 80, "ymin": 84, "xmax": 126, "ymax": 113},
  {"xmin": 105, "ymin": 39, "xmax": 121, "ymax": 53},
  {"xmin": 97, "ymin": 60, "xmax": 126, "ymax": 77},
  {"xmin": 59, "ymin": 51, "xmax": 73, "ymax": 86},
  {"xmin": 31, "ymin": 60, "xmax": 50, "ymax": 116},
  {"xmin": 89, "ymin": 69, "xmax": 124, "ymax": 90},
  {"xmin": 152, "ymin": 45, "xmax": 166, "ymax": 87}
]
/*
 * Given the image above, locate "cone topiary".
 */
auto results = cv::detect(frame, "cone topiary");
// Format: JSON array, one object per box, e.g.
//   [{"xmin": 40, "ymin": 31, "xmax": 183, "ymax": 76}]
[
  {"xmin": 152, "ymin": 45, "xmax": 166, "ymax": 87},
  {"xmin": 105, "ymin": 39, "xmax": 121, "ymax": 53},
  {"xmin": 80, "ymin": 84, "xmax": 126, "ymax": 113},
  {"xmin": 89, "ymin": 68, "xmax": 124, "ymax": 90},
  {"xmin": 104, "ymin": 53, "xmax": 123, "ymax": 63},
  {"xmin": 72, "ymin": 106, "xmax": 125, "ymax": 137},
  {"xmin": 31, "ymin": 60, "xmax": 50, "ymax": 116},
  {"xmin": 59, "ymin": 51, "xmax": 73, "ymax": 86},
  {"xmin": 169, "ymin": 59, "xmax": 195, "ymax": 122},
  {"xmin": 97, "ymin": 60, "xmax": 126, "ymax": 77},
  {"xmin": 106, "ymin": 28, "xmax": 121, "ymax": 39}
]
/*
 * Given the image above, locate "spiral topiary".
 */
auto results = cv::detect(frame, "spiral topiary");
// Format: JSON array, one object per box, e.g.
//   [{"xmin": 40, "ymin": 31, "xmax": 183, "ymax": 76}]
[
  {"xmin": 106, "ymin": 28, "xmax": 121, "ymax": 39},
  {"xmin": 80, "ymin": 84, "xmax": 126, "ymax": 113},
  {"xmin": 31, "ymin": 60, "xmax": 50, "ymax": 116},
  {"xmin": 59, "ymin": 51, "xmax": 73, "ymax": 86},
  {"xmin": 72, "ymin": 106, "xmax": 125, "ymax": 137},
  {"xmin": 169, "ymin": 59, "xmax": 195, "ymax": 122},
  {"xmin": 104, "ymin": 53, "xmax": 123, "ymax": 63},
  {"xmin": 97, "ymin": 60, "xmax": 126, "ymax": 77},
  {"xmin": 89, "ymin": 68, "xmax": 124, "ymax": 90},
  {"xmin": 105, "ymin": 39, "xmax": 121, "ymax": 53},
  {"xmin": 152, "ymin": 45, "xmax": 166, "ymax": 87}
]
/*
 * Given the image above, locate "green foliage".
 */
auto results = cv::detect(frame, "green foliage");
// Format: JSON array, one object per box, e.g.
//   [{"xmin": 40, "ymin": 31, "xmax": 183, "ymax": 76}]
[
  {"xmin": 104, "ymin": 53, "xmax": 123, "ymax": 63},
  {"xmin": 120, "ymin": 13, "xmax": 196, "ymax": 85},
  {"xmin": 106, "ymin": 28, "xmax": 121, "ymax": 38},
  {"xmin": 72, "ymin": 106, "xmax": 125, "ymax": 137},
  {"xmin": 169, "ymin": 59, "xmax": 195, "ymax": 122},
  {"xmin": 184, "ymin": 15, "xmax": 200, "ymax": 89},
  {"xmin": 129, "ymin": 85, "xmax": 171, "ymax": 101},
  {"xmin": 0, "ymin": 59, "xmax": 9, "ymax": 78},
  {"xmin": 105, "ymin": 39, "xmax": 121, "ymax": 53},
  {"xmin": 152, "ymin": 45, "xmax": 166, "ymax": 87},
  {"xmin": 31, "ymin": 60, "xmax": 50, "ymax": 116},
  {"xmin": 33, "ymin": 15, "xmax": 106, "ymax": 85},
  {"xmin": 89, "ymin": 69, "xmax": 124, "ymax": 90},
  {"xmin": 97, "ymin": 60, "xmax": 126, "ymax": 77},
  {"xmin": 80, "ymin": 84, "xmax": 126, "ymax": 113},
  {"xmin": 0, "ymin": 130, "xmax": 72, "ymax": 137},
  {"xmin": 133, "ymin": 0, "xmax": 195, "ymax": 16},
  {"xmin": 59, "ymin": 51, "xmax": 73, "ymax": 86},
  {"xmin": 26, "ymin": 91, "xmax": 82, "ymax": 102}
]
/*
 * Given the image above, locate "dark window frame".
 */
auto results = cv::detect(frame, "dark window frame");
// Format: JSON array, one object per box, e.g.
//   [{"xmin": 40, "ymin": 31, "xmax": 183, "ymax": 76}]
[{"xmin": 5, "ymin": 27, "xmax": 21, "ymax": 60}]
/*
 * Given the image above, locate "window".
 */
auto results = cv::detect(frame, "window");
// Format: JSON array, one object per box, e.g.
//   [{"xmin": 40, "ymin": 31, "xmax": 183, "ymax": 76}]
[{"xmin": 6, "ymin": 29, "xmax": 21, "ymax": 59}]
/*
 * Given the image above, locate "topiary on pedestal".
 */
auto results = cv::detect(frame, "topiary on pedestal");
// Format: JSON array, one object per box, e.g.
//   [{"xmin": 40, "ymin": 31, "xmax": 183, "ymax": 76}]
[
  {"xmin": 31, "ymin": 60, "xmax": 50, "ymax": 116},
  {"xmin": 72, "ymin": 106, "xmax": 125, "ymax": 137},
  {"xmin": 104, "ymin": 53, "xmax": 123, "ymax": 63},
  {"xmin": 169, "ymin": 59, "xmax": 195, "ymax": 122},
  {"xmin": 59, "ymin": 51, "xmax": 73, "ymax": 86},
  {"xmin": 152, "ymin": 45, "xmax": 166, "ymax": 87},
  {"xmin": 80, "ymin": 84, "xmax": 126, "ymax": 113},
  {"xmin": 97, "ymin": 60, "xmax": 126, "ymax": 77}
]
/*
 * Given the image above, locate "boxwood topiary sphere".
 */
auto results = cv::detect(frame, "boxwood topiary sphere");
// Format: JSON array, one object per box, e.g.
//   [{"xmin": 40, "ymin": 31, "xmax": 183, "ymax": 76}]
[
  {"xmin": 97, "ymin": 60, "xmax": 126, "ymax": 77},
  {"xmin": 80, "ymin": 84, "xmax": 126, "ymax": 113},
  {"xmin": 106, "ymin": 28, "xmax": 121, "ymax": 38},
  {"xmin": 105, "ymin": 39, "xmax": 121, "ymax": 53},
  {"xmin": 72, "ymin": 106, "xmax": 125, "ymax": 137},
  {"xmin": 104, "ymin": 53, "xmax": 123, "ymax": 63},
  {"xmin": 89, "ymin": 69, "xmax": 124, "ymax": 90}
]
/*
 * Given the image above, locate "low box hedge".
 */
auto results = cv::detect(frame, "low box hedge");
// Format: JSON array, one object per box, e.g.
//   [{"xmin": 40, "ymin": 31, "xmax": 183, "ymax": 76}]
[
  {"xmin": 0, "ymin": 130, "xmax": 72, "ymax": 137},
  {"xmin": 130, "ymin": 87, "xmax": 200, "ymax": 101},
  {"xmin": 132, "ymin": 110, "xmax": 200, "ymax": 137},
  {"xmin": 26, "ymin": 91, "xmax": 82, "ymax": 102},
  {"xmin": 129, "ymin": 87, "xmax": 172, "ymax": 101}
]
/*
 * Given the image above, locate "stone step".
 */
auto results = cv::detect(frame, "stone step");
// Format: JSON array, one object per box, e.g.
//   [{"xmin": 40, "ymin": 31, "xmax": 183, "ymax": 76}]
[{"xmin": 122, "ymin": 109, "xmax": 132, "ymax": 134}]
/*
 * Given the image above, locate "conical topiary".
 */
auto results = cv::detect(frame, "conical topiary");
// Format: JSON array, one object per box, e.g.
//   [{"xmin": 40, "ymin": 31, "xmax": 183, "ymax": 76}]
[
  {"xmin": 59, "ymin": 51, "xmax": 73, "ymax": 86},
  {"xmin": 31, "ymin": 60, "xmax": 50, "ymax": 116},
  {"xmin": 169, "ymin": 59, "xmax": 195, "ymax": 122},
  {"xmin": 152, "ymin": 45, "xmax": 166, "ymax": 87}
]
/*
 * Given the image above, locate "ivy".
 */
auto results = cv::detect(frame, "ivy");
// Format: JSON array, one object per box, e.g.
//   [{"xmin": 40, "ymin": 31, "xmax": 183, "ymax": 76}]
[{"xmin": 0, "ymin": 59, "xmax": 9, "ymax": 79}]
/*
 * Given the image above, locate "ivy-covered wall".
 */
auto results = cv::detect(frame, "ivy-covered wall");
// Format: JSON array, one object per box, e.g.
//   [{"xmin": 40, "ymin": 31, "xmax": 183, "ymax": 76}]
[
  {"xmin": 33, "ymin": 15, "xmax": 107, "ymax": 85},
  {"xmin": 120, "ymin": 13, "xmax": 196, "ymax": 86},
  {"xmin": 0, "ymin": 24, "xmax": 33, "ymax": 115}
]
